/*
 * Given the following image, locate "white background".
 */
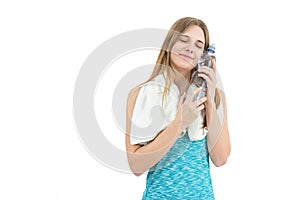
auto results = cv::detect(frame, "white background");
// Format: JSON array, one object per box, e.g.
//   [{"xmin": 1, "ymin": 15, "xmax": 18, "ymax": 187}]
[{"xmin": 1, "ymin": 0, "xmax": 300, "ymax": 199}]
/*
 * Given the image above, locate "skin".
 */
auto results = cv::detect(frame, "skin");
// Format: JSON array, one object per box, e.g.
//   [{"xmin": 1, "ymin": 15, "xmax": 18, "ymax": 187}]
[
  {"xmin": 170, "ymin": 25, "xmax": 205, "ymax": 81},
  {"xmin": 170, "ymin": 25, "xmax": 231, "ymax": 166},
  {"xmin": 126, "ymin": 25, "xmax": 231, "ymax": 176}
]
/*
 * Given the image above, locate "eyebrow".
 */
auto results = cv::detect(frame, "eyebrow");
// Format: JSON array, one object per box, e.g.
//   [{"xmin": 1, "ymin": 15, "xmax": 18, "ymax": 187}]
[{"xmin": 181, "ymin": 34, "xmax": 205, "ymax": 45}]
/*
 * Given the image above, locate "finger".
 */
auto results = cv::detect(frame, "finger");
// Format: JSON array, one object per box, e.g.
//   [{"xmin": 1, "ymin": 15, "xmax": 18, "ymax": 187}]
[
  {"xmin": 186, "ymin": 87, "xmax": 202, "ymax": 103},
  {"xmin": 198, "ymin": 72, "xmax": 212, "ymax": 83},
  {"xmin": 211, "ymin": 58, "xmax": 217, "ymax": 72},
  {"xmin": 179, "ymin": 92, "xmax": 186, "ymax": 104},
  {"xmin": 197, "ymin": 68, "xmax": 215, "ymax": 81},
  {"xmin": 197, "ymin": 66, "xmax": 214, "ymax": 73},
  {"xmin": 198, "ymin": 69, "xmax": 217, "ymax": 84},
  {"xmin": 197, "ymin": 97, "xmax": 207, "ymax": 106},
  {"xmin": 200, "ymin": 72, "xmax": 217, "ymax": 85},
  {"xmin": 196, "ymin": 103, "xmax": 205, "ymax": 111}
]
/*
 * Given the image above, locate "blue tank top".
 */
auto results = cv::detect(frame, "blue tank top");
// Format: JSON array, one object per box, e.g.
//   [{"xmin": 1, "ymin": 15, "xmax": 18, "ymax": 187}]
[{"xmin": 142, "ymin": 133, "xmax": 215, "ymax": 200}]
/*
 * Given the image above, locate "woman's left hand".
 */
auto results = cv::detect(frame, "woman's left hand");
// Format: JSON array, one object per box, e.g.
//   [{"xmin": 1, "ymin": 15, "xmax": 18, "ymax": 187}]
[{"xmin": 197, "ymin": 58, "xmax": 217, "ymax": 107}]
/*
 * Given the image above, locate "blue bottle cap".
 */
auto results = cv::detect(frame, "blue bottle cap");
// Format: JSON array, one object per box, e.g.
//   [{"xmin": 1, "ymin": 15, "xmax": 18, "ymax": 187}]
[{"xmin": 207, "ymin": 44, "xmax": 215, "ymax": 53}]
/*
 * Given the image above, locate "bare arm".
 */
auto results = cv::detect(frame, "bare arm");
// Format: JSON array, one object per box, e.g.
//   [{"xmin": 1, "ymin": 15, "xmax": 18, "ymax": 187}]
[
  {"xmin": 125, "ymin": 87, "xmax": 182, "ymax": 176},
  {"xmin": 206, "ymin": 89, "xmax": 231, "ymax": 167},
  {"xmin": 125, "ymin": 86, "xmax": 205, "ymax": 176},
  {"xmin": 197, "ymin": 59, "xmax": 231, "ymax": 167}
]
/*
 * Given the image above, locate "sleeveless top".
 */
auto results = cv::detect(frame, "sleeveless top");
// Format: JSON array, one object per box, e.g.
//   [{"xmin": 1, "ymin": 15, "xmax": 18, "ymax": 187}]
[
  {"xmin": 130, "ymin": 74, "xmax": 215, "ymax": 199},
  {"xmin": 142, "ymin": 134, "xmax": 214, "ymax": 199}
]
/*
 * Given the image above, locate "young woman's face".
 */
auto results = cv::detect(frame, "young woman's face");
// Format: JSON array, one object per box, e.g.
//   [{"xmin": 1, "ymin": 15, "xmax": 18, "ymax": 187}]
[{"xmin": 170, "ymin": 25, "xmax": 205, "ymax": 74}]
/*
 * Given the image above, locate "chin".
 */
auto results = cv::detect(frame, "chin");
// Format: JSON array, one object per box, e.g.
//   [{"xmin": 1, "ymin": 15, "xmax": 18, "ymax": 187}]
[
  {"xmin": 180, "ymin": 61, "xmax": 195, "ymax": 70},
  {"xmin": 173, "ymin": 64, "xmax": 195, "ymax": 76},
  {"xmin": 171, "ymin": 54, "xmax": 196, "ymax": 71}
]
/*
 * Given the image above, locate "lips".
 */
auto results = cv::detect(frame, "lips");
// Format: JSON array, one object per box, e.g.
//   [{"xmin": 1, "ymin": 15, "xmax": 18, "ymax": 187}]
[{"xmin": 179, "ymin": 54, "xmax": 194, "ymax": 60}]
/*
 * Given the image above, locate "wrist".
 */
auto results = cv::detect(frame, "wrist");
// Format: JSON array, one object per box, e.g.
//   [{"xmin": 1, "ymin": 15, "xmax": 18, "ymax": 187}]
[
  {"xmin": 172, "ymin": 115, "xmax": 186, "ymax": 136},
  {"xmin": 207, "ymin": 88, "xmax": 220, "ymax": 109}
]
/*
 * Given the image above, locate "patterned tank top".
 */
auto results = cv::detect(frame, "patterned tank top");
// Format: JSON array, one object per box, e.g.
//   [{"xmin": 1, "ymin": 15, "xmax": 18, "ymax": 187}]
[{"xmin": 142, "ymin": 133, "xmax": 215, "ymax": 200}]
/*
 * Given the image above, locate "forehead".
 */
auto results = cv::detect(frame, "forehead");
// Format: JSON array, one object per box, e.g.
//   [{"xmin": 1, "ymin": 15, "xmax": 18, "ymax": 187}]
[{"xmin": 182, "ymin": 25, "xmax": 205, "ymax": 41}]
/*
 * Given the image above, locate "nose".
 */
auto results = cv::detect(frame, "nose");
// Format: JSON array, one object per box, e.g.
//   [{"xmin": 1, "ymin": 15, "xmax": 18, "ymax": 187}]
[{"xmin": 185, "ymin": 44, "xmax": 194, "ymax": 54}]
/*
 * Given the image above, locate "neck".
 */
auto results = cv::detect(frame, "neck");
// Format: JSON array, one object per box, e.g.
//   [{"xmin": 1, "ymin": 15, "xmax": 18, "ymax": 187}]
[{"xmin": 170, "ymin": 69, "xmax": 190, "ymax": 95}]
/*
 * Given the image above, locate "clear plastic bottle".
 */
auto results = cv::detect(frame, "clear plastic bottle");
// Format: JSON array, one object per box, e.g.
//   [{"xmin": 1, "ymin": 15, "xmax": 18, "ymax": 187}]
[{"xmin": 191, "ymin": 44, "xmax": 216, "ymax": 100}]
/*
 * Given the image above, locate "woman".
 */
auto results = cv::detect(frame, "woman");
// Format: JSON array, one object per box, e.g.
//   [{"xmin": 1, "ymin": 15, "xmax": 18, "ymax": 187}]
[{"xmin": 125, "ymin": 17, "xmax": 231, "ymax": 199}]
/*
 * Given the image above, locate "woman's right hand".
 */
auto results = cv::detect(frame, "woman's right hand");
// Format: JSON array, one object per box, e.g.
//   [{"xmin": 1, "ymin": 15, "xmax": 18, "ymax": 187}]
[{"xmin": 175, "ymin": 87, "xmax": 207, "ymax": 133}]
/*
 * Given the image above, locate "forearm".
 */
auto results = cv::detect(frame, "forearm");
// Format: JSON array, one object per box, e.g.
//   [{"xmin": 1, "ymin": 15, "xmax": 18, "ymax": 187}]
[
  {"xmin": 127, "ymin": 118, "xmax": 182, "ymax": 175},
  {"xmin": 206, "ymin": 90, "xmax": 231, "ymax": 166},
  {"xmin": 208, "ymin": 114, "xmax": 231, "ymax": 167},
  {"xmin": 206, "ymin": 105, "xmax": 223, "ymax": 152}
]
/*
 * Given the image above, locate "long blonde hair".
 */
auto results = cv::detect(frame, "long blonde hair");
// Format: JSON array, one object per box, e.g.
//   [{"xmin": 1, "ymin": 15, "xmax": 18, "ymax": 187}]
[{"xmin": 147, "ymin": 17, "xmax": 210, "ymax": 104}]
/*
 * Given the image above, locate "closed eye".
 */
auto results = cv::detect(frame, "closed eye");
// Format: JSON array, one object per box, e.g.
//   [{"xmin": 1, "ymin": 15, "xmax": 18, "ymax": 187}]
[
  {"xmin": 179, "ymin": 35, "xmax": 189, "ymax": 42},
  {"xmin": 178, "ymin": 34, "xmax": 204, "ymax": 50},
  {"xmin": 195, "ymin": 41, "xmax": 204, "ymax": 49}
]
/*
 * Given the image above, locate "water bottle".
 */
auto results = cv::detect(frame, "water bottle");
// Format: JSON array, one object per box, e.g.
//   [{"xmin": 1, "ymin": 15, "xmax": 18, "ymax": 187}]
[{"xmin": 191, "ymin": 44, "xmax": 216, "ymax": 100}]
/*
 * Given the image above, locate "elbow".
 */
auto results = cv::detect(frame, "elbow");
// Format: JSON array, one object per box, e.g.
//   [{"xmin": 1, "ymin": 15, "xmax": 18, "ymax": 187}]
[
  {"xmin": 211, "ymin": 150, "xmax": 231, "ymax": 167},
  {"xmin": 127, "ymin": 154, "xmax": 147, "ymax": 176},
  {"xmin": 129, "ymin": 165, "xmax": 146, "ymax": 177},
  {"xmin": 213, "ymin": 158, "xmax": 227, "ymax": 167},
  {"xmin": 133, "ymin": 172, "xmax": 143, "ymax": 177}
]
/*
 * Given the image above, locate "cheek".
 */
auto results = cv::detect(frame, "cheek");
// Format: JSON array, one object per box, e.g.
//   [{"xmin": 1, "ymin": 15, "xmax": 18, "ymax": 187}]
[
  {"xmin": 170, "ymin": 53, "xmax": 180, "ymax": 65},
  {"xmin": 194, "ymin": 52, "xmax": 202, "ymax": 64},
  {"xmin": 171, "ymin": 43, "xmax": 182, "ymax": 54},
  {"xmin": 193, "ymin": 56, "xmax": 199, "ymax": 65},
  {"xmin": 171, "ymin": 53, "xmax": 194, "ymax": 69}
]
